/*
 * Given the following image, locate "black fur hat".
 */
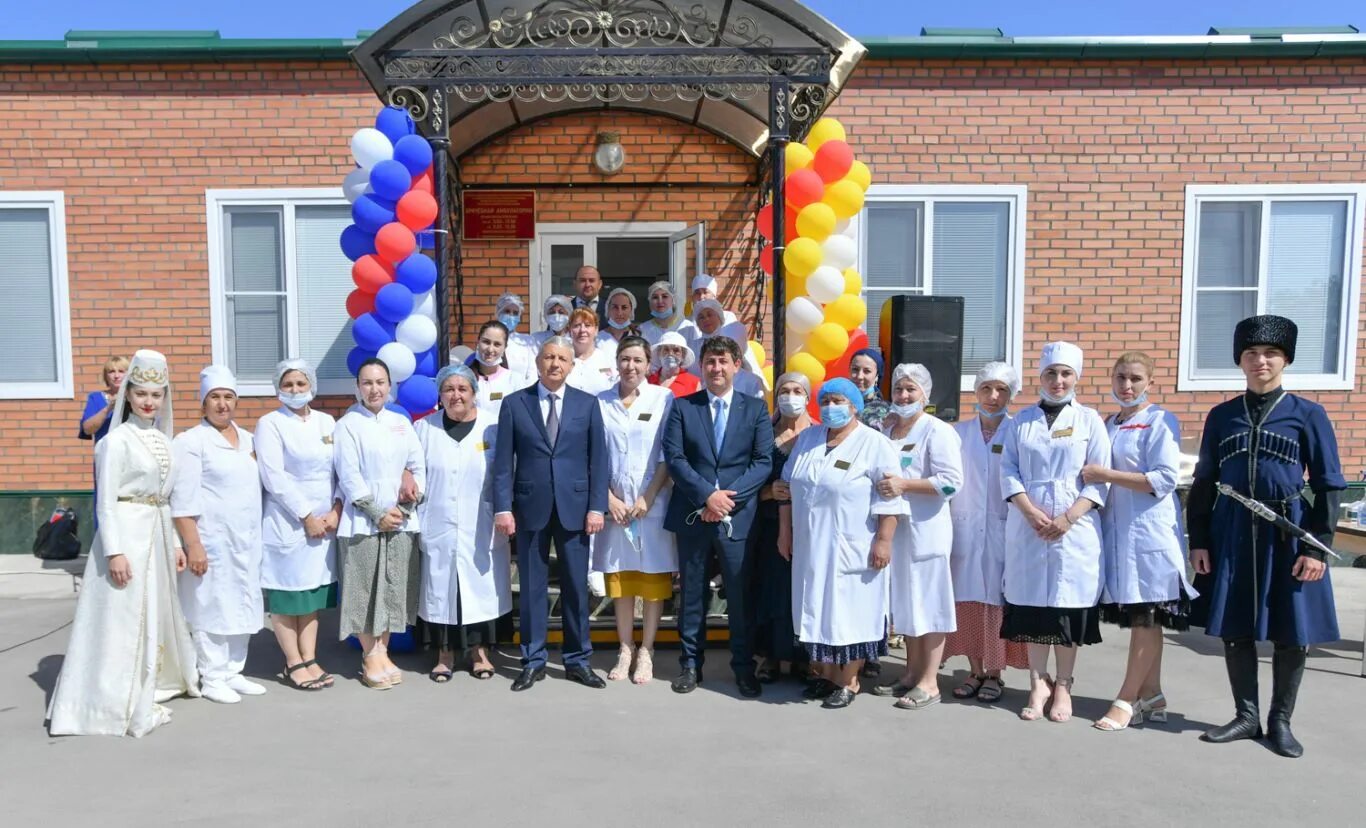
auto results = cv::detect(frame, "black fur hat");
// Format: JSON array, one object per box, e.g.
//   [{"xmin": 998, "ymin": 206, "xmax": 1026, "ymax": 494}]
[{"xmin": 1234, "ymin": 315, "xmax": 1297, "ymax": 365}]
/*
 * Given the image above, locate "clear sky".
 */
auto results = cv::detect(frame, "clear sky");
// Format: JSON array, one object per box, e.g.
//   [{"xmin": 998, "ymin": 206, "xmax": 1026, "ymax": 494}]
[{"xmin": 0, "ymin": 0, "xmax": 1360, "ymax": 40}]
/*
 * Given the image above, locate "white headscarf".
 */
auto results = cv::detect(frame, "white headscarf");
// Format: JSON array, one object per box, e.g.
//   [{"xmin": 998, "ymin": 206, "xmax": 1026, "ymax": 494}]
[
  {"xmin": 198, "ymin": 365, "xmax": 237, "ymax": 403},
  {"xmin": 891, "ymin": 362, "xmax": 932, "ymax": 398},
  {"xmin": 112, "ymin": 349, "xmax": 175, "ymax": 439},
  {"xmin": 974, "ymin": 361, "xmax": 1020, "ymax": 398}
]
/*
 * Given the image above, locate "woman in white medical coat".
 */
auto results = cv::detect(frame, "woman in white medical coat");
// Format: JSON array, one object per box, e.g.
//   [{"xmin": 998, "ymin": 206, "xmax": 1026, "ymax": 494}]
[
  {"xmin": 594, "ymin": 287, "xmax": 641, "ymax": 364},
  {"xmin": 416, "ymin": 363, "xmax": 511, "ymax": 682},
  {"xmin": 1083, "ymin": 352, "xmax": 1196, "ymax": 731},
  {"xmin": 565, "ymin": 306, "xmax": 617, "ymax": 396},
  {"xmin": 871, "ymin": 364, "xmax": 963, "ymax": 711},
  {"xmin": 171, "ymin": 366, "xmax": 265, "ymax": 705},
  {"xmin": 493, "ymin": 292, "xmax": 540, "ymax": 388},
  {"xmin": 255, "ymin": 359, "xmax": 341, "ymax": 692},
  {"xmin": 779, "ymin": 378, "xmax": 907, "ymax": 709},
  {"xmin": 638, "ymin": 280, "xmax": 698, "ymax": 346},
  {"xmin": 1000, "ymin": 341, "xmax": 1111, "ymax": 723},
  {"xmin": 468, "ymin": 320, "xmax": 522, "ymax": 419},
  {"xmin": 532, "ymin": 294, "xmax": 573, "ymax": 349},
  {"xmin": 943, "ymin": 362, "xmax": 1029, "ymax": 704},
  {"xmin": 595, "ymin": 336, "xmax": 675, "ymax": 684}
]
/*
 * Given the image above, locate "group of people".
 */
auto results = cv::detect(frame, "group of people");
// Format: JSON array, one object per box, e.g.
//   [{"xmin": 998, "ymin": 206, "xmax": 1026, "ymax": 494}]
[{"xmin": 47, "ymin": 304, "xmax": 1342, "ymax": 760}]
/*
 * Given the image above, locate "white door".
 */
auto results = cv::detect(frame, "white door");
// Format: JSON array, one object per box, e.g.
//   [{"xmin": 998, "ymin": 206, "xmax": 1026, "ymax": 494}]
[
  {"xmin": 530, "ymin": 223, "xmax": 686, "ymax": 332},
  {"xmin": 668, "ymin": 223, "xmax": 706, "ymax": 309}
]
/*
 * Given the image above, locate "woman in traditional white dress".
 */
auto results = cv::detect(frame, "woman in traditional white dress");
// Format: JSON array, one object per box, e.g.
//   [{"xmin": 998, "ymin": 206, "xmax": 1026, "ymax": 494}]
[
  {"xmin": 778, "ymin": 378, "xmax": 907, "ymax": 709},
  {"xmin": 255, "ymin": 359, "xmax": 341, "ymax": 691},
  {"xmin": 494, "ymin": 292, "xmax": 540, "ymax": 389},
  {"xmin": 564, "ymin": 306, "xmax": 617, "ymax": 396},
  {"xmin": 1084, "ymin": 352, "xmax": 1196, "ymax": 731},
  {"xmin": 596, "ymin": 336, "xmax": 675, "ymax": 685},
  {"xmin": 334, "ymin": 358, "xmax": 425, "ymax": 690},
  {"xmin": 1000, "ymin": 341, "xmax": 1111, "ymax": 723},
  {"xmin": 943, "ymin": 362, "xmax": 1029, "ymax": 703},
  {"xmin": 637, "ymin": 280, "xmax": 698, "ymax": 346},
  {"xmin": 871, "ymin": 364, "xmax": 964, "ymax": 710},
  {"xmin": 47, "ymin": 349, "xmax": 198, "ymax": 737},
  {"xmin": 171, "ymin": 366, "xmax": 265, "ymax": 705},
  {"xmin": 467, "ymin": 320, "xmax": 520, "ymax": 419}
]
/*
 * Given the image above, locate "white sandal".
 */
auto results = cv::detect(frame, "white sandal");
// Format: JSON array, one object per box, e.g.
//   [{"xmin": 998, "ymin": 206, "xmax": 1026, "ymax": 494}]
[
  {"xmin": 632, "ymin": 648, "xmax": 654, "ymax": 685},
  {"xmin": 1136, "ymin": 692, "xmax": 1168, "ymax": 724},
  {"xmin": 1093, "ymin": 699, "xmax": 1135, "ymax": 732},
  {"xmin": 608, "ymin": 645, "xmax": 634, "ymax": 681}
]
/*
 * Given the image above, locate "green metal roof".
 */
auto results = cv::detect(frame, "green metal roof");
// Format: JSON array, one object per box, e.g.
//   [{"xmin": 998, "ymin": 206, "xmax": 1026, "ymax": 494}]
[{"xmin": 1, "ymin": 27, "xmax": 1365, "ymax": 64}]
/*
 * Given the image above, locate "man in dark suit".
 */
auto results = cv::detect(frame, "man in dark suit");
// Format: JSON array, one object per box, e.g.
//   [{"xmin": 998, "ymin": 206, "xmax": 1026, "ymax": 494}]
[
  {"xmin": 571, "ymin": 265, "xmax": 610, "ymax": 328},
  {"xmin": 663, "ymin": 335, "xmax": 774, "ymax": 697},
  {"xmin": 493, "ymin": 336, "xmax": 609, "ymax": 691}
]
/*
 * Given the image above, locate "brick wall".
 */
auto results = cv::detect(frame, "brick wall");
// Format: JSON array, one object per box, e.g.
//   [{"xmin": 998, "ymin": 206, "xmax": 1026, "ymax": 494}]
[{"xmin": 1, "ymin": 55, "xmax": 1364, "ymax": 491}]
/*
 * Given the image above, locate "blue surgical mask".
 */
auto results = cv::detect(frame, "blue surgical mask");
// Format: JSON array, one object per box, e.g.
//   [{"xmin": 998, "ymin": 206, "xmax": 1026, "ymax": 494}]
[
  {"xmin": 975, "ymin": 403, "xmax": 1006, "ymax": 420},
  {"xmin": 1040, "ymin": 389, "xmax": 1076, "ymax": 405},
  {"xmin": 498, "ymin": 312, "xmax": 520, "ymax": 331},
  {"xmin": 1110, "ymin": 390, "xmax": 1148, "ymax": 409},
  {"xmin": 862, "ymin": 385, "xmax": 877, "ymax": 400},
  {"xmin": 891, "ymin": 400, "xmax": 923, "ymax": 419},
  {"xmin": 278, "ymin": 390, "xmax": 314, "ymax": 409},
  {"xmin": 546, "ymin": 313, "xmax": 569, "ymax": 333},
  {"xmin": 607, "ymin": 317, "xmax": 632, "ymax": 330},
  {"xmin": 650, "ymin": 308, "xmax": 673, "ymax": 320},
  {"xmin": 821, "ymin": 404, "xmax": 853, "ymax": 428}
]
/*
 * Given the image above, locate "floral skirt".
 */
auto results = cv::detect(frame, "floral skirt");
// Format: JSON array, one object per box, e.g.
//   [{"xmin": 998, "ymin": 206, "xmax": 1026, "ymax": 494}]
[
  {"xmin": 802, "ymin": 638, "xmax": 888, "ymax": 666},
  {"xmin": 944, "ymin": 601, "xmax": 1030, "ymax": 672}
]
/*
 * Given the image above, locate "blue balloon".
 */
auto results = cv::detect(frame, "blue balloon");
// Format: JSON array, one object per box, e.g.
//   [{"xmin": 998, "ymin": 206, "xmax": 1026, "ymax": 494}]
[
  {"xmin": 416, "ymin": 230, "xmax": 436, "ymax": 250},
  {"xmin": 383, "ymin": 402, "xmax": 411, "ymax": 418},
  {"xmin": 352, "ymin": 313, "xmax": 396, "ymax": 352},
  {"xmin": 414, "ymin": 347, "xmax": 438, "ymax": 378},
  {"xmin": 339, "ymin": 224, "xmax": 376, "ymax": 262},
  {"xmin": 346, "ymin": 346, "xmax": 378, "ymax": 377},
  {"xmin": 374, "ymin": 106, "xmax": 416, "ymax": 144},
  {"xmin": 368, "ymin": 159, "xmax": 413, "ymax": 202},
  {"xmin": 397, "ymin": 375, "xmax": 438, "ymax": 414},
  {"xmin": 374, "ymin": 282, "xmax": 416, "ymax": 324},
  {"xmin": 394, "ymin": 252, "xmax": 438, "ymax": 294},
  {"xmin": 393, "ymin": 134, "xmax": 434, "ymax": 176},
  {"xmin": 352, "ymin": 194, "xmax": 397, "ymax": 233}
]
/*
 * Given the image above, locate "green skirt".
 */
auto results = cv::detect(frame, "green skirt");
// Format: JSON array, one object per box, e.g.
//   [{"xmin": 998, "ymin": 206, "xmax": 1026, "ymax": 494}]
[{"xmin": 265, "ymin": 583, "xmax": 338, "ymax": 616}]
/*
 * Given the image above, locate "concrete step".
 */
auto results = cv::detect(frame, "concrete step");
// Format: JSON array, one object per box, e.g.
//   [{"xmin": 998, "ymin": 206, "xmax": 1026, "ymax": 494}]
[{"xmin": 0, "ymin": 554, "xmax": 84, "ymax": 599}]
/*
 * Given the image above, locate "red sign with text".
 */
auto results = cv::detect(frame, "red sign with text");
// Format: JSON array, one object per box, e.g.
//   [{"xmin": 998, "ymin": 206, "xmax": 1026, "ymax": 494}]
[{"xmin": 461, "ymin": 190, "xmax": 536, "ymax": 240}]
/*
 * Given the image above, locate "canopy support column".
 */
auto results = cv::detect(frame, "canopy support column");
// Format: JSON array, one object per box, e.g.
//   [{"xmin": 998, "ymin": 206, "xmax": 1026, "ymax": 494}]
[
  {"xmin": 429, "ymin": 134, "xmax": 452, "ymax": 362},
  {"xmin": 769, "ymin": 79, "xmax": 790, "ymax": 380}
]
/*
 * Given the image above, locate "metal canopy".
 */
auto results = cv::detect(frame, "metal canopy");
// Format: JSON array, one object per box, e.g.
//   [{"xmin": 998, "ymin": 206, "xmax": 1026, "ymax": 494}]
[{"xmin": 351, "ymin": 0, "xmax": 866, "ymax": 156}]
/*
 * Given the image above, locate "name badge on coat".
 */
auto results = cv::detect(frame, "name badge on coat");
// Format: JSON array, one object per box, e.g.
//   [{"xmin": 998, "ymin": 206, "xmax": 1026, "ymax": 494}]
[
  {"xmin": 490, "ymin": 392, "xmax": 504, "ymax": 401},
  {"xmin": 322, "ymin": 435, "xmax": 333, "ymax": 445},
  {"xmin": 1052, "ymin": 427, "xmax": 1074, "ymax": 439},
  {"xmin": 991, "ymin": 443, "xmax": 1004, "ymax": 454},
  {"xmin": 638, "ymin": 412, "xmax": 653, "ymax": 422}
]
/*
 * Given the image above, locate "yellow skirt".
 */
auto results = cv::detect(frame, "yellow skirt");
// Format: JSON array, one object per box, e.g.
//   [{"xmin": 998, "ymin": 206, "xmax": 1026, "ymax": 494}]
[{"xmin": 604, "ymin": 571, "xmax": 674, "ymax": 601}]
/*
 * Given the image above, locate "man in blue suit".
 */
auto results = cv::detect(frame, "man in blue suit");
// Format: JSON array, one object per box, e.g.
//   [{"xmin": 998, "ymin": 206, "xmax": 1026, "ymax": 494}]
[
  {"xmin": 663, "ymin": 335, "xmax": 774, "ymax": 697},
  {"xmin": 493, "ymin": 336, "xmax": 609, "ymax": 691}
]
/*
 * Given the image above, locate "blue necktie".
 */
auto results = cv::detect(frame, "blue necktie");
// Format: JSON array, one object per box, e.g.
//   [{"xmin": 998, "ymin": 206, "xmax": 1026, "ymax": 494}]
[{"xmin": 712, "ymin": 398, "xmax": 727, "ymax": 456}]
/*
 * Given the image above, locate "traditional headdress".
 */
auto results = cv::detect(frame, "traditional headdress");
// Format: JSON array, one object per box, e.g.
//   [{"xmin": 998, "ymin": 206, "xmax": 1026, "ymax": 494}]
[
  {"xmin": 1234, "ymin": 315, "xmax": 1297, "ymax": 365},
  {"xmin": 112, "ymin": 349, "xmax": 174, "ymax": 439}
]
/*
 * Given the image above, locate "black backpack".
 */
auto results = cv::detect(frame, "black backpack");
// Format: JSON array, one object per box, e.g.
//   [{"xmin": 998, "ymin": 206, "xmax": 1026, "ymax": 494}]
[{"xmin": 33, "ymin": 507, "xmax": 81, "ymax": 561}]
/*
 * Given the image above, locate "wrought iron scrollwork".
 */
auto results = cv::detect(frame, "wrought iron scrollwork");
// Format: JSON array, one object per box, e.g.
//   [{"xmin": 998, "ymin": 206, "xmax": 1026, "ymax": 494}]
[
  {"xmin": 435, "ymin": 0, "xmax": 774, "ymax": 50},
  {"xmin": 386, "ymin": 85, "xmax": 430, "ymax": 120}
]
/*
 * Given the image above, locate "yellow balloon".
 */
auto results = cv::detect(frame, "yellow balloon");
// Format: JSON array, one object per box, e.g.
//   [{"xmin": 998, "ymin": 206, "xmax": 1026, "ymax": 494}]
[
  {"xmin": 785, "ymin": 270, "xmax": 807, "ymax": 301},
  {"xmin": 787, "ymin": 351, "xmax": 826, "ymax": 387},
  {"xmin": 763, "ymin": 364, "xmax": 774, "ymax": 386},
  {"xmin": 806, "ymin": 322, "xmax": 850, "ymax": 363},
  {"xmin": 823, "ymin": 179, "xmax": 866, "ymax": 220},
  {"xmin": 842, "ymin": 267, "xmax": 862, "ymax": 295},
  {"xmin": 805, "ymin": 117, "xmax": 847, "ymax": 153},
  {"xmin": 795, "ymin": 202, "xmax": 837, "ymax": 242},
  {"xmin": 748, "ymin": 339, "xmax": 767, "ymax": 368},
  {"xmin": 782, "ymin": 236, "xmax": 824, "ymax": 279},
  {"xmin": 844, "ymin": 160, "xmax": 871, "ymax": 192},
  {"xmin": 785, "ymin": 142, "xmax": 814, "ymax": 176},
  {"xmin": 823, "ymin": 294, "xmax": 867, "ymax": 331}
]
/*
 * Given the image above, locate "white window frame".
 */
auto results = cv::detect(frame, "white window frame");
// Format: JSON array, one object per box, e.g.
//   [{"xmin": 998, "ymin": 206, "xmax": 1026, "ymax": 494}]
[
  {"xmin": 206, "ymin": 187, "xmax": 353, "ymax": 397},
  {"xmin": 1178, "ymin": 184, "xmax": 1366, "ymax": 392},
  {"xmin": 0, "ymin": 191, "xmax": 73, "ymax": 400},
  {"xmin": 851, "ymin": 185, "xmax": 1027, "ymax": 391}
]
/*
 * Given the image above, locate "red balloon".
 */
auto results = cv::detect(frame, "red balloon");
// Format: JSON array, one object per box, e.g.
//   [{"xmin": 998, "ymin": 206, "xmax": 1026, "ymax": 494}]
[
  {"xmin": 346, "ymin": 288, "xmax": 376, "ymax": 319},
  {"xmin": 352, "ymin": 254, "xmax": 394, "ymax": 294},
  {"xmin": 759, "ymin": 245, "xmax": 775, "ymax": 275},
  {"xmin": 756, "ymin": 204, "xmax": 774, "ymax": 240},
  {"xmin": 375, "ymin": 222, "xmax": 416, "ymax": 264},
  {"xmin": 411, "ymin": 167, "xmax": 434, "ymax": 196},
  {"xmin": 784, "ymin": 209, "xmax": 799, "ymax": 243},
  {"xmin": 785, "ymin": 169, "xmax": 825, "ymax": 210},
  {"xmin": 826, "ymin": 328, "xmax": 869, "ymax": 381},
  {"xmin": 807, "ymin": 393, "xmax": 822, "ymax": 423},
  {"xmin": 396, "ymin": 190, "xmax": 438, "ymax": 231},
  {"xmin": 812, "ymin": 140, "xmax": 855, "ymax": 184}
]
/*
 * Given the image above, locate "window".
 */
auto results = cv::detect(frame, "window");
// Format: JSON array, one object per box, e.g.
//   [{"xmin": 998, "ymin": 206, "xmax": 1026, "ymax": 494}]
[
  {"xmin": 855, "ymin": 186, "xmax": 1026, "ymax": 389},
  {"xmin": 1179, "ymin": 185, "xmax": 1366, "ymax": 391},
  {"xmin": 207, "ymin": 190, "xmax": 356, "ymax": 395},
  {"xmin": 0, "ymin": 192, "xmax": 72, "ymax": 399}
]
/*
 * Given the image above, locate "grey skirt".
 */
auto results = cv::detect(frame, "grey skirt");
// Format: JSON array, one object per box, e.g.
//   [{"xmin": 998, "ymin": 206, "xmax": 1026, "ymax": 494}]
[{"xmin": 339, "ymin": 532, "xmax": 420, "ymax": 638}]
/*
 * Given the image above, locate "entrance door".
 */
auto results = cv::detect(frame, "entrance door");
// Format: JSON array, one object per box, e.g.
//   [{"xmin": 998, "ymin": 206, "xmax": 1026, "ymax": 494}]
[
  {"xmin": 532, "ymin": 223, "xmax": 686, "ymax": 328},
  {"xmin": 669, "ymin": 223, "xmax": 706, "ymax": 304}
]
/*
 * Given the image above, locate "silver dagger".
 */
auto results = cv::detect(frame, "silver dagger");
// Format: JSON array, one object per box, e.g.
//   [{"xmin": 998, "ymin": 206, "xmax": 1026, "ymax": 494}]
[{"xmin": 1216, "ymin": 483, "xmax": 1344, "ymax": 561}]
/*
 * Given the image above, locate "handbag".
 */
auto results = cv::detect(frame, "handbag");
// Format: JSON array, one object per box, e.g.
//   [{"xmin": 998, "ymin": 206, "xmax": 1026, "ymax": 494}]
[{"xmin": 33, "ymin": 506, "xmax": 82, "ymax": 560}]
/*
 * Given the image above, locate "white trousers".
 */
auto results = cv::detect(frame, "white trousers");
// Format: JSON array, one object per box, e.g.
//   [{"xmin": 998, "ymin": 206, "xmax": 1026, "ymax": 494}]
[{"xmin": 193, "ymin": 631, "xmax": 250, "ymax": 689}]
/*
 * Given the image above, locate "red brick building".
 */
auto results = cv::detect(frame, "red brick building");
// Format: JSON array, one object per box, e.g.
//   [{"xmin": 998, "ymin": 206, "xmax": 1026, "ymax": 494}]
[{"xmin": 1, "ymin": 6, "xmax": 1365, "ymax": 548}]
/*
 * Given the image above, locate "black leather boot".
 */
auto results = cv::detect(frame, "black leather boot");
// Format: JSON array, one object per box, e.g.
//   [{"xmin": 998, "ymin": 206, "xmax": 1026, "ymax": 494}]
[
  {"xmin": 1202, "ymin": 638, "xmax": 1263, "ymax": 743},
  {"xmin": 1266, "ymin": 644, "xmax": 1306, "ymax": 758}
]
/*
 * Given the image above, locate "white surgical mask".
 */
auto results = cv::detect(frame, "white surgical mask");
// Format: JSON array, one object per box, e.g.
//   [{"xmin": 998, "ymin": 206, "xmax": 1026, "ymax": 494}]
[
  {"xmin": 278, "ymin": 390, "xmax": 314, "ymax": 409},
  {"xmin": 776, "ymin": 394, "xmax": 806, "ymax": 417},
  {"xmin": 607, "ymin": 317, "xmax": 632, "ymax": 330},
  {"xmin": 1040, "ymin": 388, "xmax": 1076, "ymax": 405},
  {"xmin": 546, "ymin": 313, "xmax": 569, "ymax": 333},
  {"xmin": 891, "ymin": 399, "xmax": 924, "ymax": 419},
  {"xmin": 476, "ymin": 351, "xmax": 502, "ymax": 368},
  {"xmin": 975, "ymin": 403, "xmax": 1006, "ymax": 420},
  {"xmin": 1110, "ymin": 389, "xmax": 1148, "ymax": 409},
  {"xmin": 650, "ymin": 308, "xmax": 673, "ymax": 320},
  {"xmin": 660, "ymin": 355, "xmax": 681, "ymax": 373}
]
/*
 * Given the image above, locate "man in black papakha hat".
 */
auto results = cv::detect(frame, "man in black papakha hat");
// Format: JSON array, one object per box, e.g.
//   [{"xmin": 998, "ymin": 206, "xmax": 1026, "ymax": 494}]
[{"xmin": 1186, "ymin": 314, "xmax": 1345, "ymax": 758}]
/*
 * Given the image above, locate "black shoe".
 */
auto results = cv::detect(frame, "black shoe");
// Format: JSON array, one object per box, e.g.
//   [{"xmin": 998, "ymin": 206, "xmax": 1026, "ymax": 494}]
[
  {"xmin": 735, "ymin": 674, "xmax": 763, "ymax": 699},
  {"xmin": 861, "ymin": 661, "xmax": 882, "ymax": 679},
  {"xmin": 822, "ymin": 687, "xmax": 856, "ymax": 709},
  {"xmin": 1265, "ymin": 719, "xmax": 1303, "ymax": 758},
  {"xmin": 1267, "ymin": 644, "xmax": 1307, "ymax": 758},
  {"xmin": 511, "ymin": 667, "xmax": 546, "ymax": 692},
  {"xmin": 671, "ymin": 667, "xmax": 701, "ymax": 694},
  {"xmin": 1201, "ymin": 715, "xmax": 1263, "ymax": 743},
  {"xmin": 802, "ymin": 678, "xmax": 837, "ymax": 700},
  {"xmin": 565, "ymin": 664, "xmax": 606, "ymax": 689}
]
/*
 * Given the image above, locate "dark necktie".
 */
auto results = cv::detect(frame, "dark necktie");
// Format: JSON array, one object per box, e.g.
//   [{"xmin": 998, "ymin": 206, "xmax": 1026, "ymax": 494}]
[{"xmin": 546, "ymin": 392, "xmax": 559, "ymax": 446}]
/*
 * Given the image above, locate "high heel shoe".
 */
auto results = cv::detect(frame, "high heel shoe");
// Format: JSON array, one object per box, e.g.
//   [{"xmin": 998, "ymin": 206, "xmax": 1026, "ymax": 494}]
[
  {"xmin": 1136, "ymin": 692, "xmax": 1168, "ymax": 724},
  {"xmin": 1048, "ymin": 676, "xmax": 1075, "ymax": 723},
  {"xmin": 1093, "ymin": 700, "xmax": 1135, "ymax": 732},
  {"xmin": 1019, "ymin": 673, "xmax": 1052, "ymax": 722}
]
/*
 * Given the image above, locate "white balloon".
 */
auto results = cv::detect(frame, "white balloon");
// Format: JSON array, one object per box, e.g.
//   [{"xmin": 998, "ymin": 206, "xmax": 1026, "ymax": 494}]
[
  {"xmin": 350, "ymin": 127, "xmax": 394, "ymax": 171},
  {"xmin": 377, "ymin": 341, "xmax": 417, "ymax": 383},
  {"xmin": 786, "ymin": 296, "xmax": 824, "ymax": 335},
  {"xmin": 822, "ymin": 235, "xmax": 858, "ymax": 271},
  {"xmin": 806, "ymin": 265, "xmax": 845, "ymax": 304},
  {"xmin": 343, "ymin": 167, "xmax": 371, "ymax": 203},
  {"xmin": 413, "ymin": 290, "xmax": 437, "ymax": 322},
  {"xmin": 396, "ymin": 314, "xmax": 438, "ymax": 354},
  {"xmin": 834, "ymin": 218, "xmax": 850, "ymax": 235}
]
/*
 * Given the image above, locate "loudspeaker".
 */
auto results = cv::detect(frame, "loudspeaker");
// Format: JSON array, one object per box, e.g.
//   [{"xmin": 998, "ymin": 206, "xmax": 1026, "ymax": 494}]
[{"xmin": 883, "ymin": 295, "xmax": 964, "ymax": 422}]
